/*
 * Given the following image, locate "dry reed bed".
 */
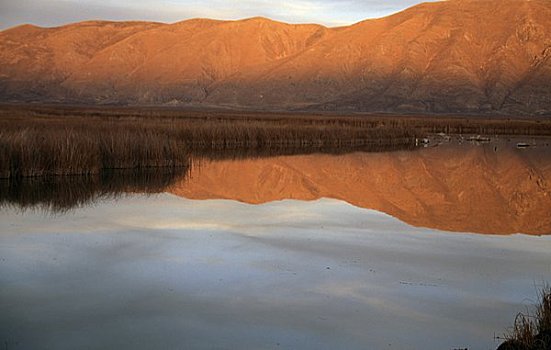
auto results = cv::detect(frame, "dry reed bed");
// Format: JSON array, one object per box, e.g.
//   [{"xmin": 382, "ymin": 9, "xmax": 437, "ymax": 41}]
[
  {"xmin": 0, "ymin": 113, "xmax": 417, "ymax": 178},
  {"xmin": 3, "ymin": 104, "xmax": 551, "ymax": 136},
  {"xmin": 0, "ymin": 121, "xmax": 190, "ymax": 178},
  {"xmin": 499, "ymin": 286, "xmax": 551, "ymax": 350},
  {"xmin": 3, "ymin": 104, "xmax": 549, "ymax": 179}
]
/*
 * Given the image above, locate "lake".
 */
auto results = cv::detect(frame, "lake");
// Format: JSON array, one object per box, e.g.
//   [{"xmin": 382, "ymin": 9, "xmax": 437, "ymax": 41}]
[{"xmin": 1, "ymin": 135, "xmax": 550, "ymax": 349}]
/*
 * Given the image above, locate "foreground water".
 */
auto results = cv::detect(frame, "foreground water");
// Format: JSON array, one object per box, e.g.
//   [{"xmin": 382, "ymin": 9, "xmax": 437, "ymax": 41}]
[{"xmin": 1, "ymin": 136, "xmax": 551, "ymax": 349}]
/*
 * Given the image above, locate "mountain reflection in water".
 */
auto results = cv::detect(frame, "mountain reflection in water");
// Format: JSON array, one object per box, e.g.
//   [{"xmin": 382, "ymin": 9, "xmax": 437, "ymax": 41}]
[{"xmin": 2, "ymin": 137, "xmax": 550, "ymax": 234}]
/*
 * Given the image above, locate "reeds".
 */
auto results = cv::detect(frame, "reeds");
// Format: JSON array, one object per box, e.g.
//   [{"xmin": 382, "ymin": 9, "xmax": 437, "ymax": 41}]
[
  {"xmin": 0, "ymin": 110, "xmax": 417, "ymax": 178},
  {"xmin": 0, "ymin": 119, "xmax": 191, "ymax": 178},
  {"xmin": 3, "ymin": 104, "xmax": 551, "ymax": 136},
  {"xmin": 3, "ymin": 104, "xmax": 550, "ymax": 179},
  {"xmin": 499, "ymin": 286, "xmax": 551, "ymax": 350}
]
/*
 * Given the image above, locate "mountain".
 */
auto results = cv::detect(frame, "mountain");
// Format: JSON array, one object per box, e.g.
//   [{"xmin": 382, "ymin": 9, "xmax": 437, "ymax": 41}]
[
  {"xmin": 1, "ymin": 0, "xmax": 550, "ymax": 115},
  {"xmin": 169, "ymin": 141, "xmax": 551, "ymax": 235}
]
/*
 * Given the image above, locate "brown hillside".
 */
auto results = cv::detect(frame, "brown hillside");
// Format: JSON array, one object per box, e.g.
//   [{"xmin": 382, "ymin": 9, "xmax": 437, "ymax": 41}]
[{"xmin": 0, "ymin": 0, "xmax": 550, "ymax": 114}]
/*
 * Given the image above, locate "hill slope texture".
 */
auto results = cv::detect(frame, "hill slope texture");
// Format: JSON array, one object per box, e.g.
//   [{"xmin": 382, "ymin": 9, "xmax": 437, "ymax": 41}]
[{"xmin": 1, "ymin": 0, "xmax": 550, "ymax": 115}]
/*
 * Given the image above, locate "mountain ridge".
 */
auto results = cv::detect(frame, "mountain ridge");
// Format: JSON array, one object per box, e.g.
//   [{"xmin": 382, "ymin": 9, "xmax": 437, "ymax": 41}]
[{"xmin": 1, "ymin": 0, "xmax": 550, "ymax": 115}]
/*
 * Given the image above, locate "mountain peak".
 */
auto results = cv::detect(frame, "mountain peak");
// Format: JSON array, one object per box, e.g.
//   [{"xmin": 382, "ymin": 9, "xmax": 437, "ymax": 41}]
[
  {"xmin": 0, "ymin": 0, "xmax": 550, "ymax": 115},
  {"xmin": 242, "ymin": 16, "xmax": 273, "ymax": 22}
]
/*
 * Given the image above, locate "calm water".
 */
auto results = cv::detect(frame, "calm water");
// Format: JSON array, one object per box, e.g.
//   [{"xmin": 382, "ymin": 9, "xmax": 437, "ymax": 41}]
[{"xmin": 1, "ymin": 136, "xmax": 551, "ymax": 349}]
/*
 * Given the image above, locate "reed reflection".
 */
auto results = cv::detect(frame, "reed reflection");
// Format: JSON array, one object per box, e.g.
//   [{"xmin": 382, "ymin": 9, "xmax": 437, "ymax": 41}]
[
  {"xmin": 0, "ymin": 167, "xmax": 190, "ymax": 213},
  {"xmin": 0, "ymin": 144, "xmax": 416, "ymax": 214}
]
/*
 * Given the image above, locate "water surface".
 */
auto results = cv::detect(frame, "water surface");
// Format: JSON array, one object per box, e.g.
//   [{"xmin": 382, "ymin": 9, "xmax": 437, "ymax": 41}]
[
  {"xmin": 174, "ymin": 136, "xmax": 551, "ymax": 234},
  {"xmin": 1, "ymin": 136, "xmax": 550, "ymax": 349}
]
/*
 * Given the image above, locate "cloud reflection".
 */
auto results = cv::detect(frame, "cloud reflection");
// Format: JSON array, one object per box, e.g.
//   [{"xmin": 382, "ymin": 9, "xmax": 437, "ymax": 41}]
[{"xmin": 1, "ymin": 196, "xmax": 551, "ymax": 348}]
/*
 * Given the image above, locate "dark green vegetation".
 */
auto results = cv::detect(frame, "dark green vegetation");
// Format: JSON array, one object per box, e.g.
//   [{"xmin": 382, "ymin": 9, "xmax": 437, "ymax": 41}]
[
  {"xmin": 2, "ymin": 104, "xmax": 551, "ymax": 178},
  {"xmin": 499, "ymin": 287, "xmax": 551, "ymax": 350}
]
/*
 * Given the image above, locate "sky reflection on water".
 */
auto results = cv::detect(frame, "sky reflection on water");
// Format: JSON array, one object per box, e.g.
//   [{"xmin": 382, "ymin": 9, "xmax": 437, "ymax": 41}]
[{"xmin": 1, "ymin": 195, "xmax": 550, "ymax": 349}]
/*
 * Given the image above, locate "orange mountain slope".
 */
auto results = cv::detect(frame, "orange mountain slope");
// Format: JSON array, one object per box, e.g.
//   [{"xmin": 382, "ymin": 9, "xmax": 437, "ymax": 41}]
[{"xmin": 1, "ymin": 0, "xmax": 550, "ymax": 114}]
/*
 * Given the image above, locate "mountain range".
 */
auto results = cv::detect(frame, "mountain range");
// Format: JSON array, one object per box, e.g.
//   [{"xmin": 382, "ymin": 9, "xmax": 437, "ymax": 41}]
[{"xmin": 1, "ymin": 0, "xmax": 550, "ymax": 115}]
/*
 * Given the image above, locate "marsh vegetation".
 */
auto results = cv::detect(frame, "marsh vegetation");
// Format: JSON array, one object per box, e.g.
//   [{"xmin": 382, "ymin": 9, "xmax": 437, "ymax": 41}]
[
  {"xmin": 499, "ymin": 287, "xmax": 551, "ymax": 350},
  {"xmin": 2, "ymin": 104, "xmax": 551, "ymax": 178}
]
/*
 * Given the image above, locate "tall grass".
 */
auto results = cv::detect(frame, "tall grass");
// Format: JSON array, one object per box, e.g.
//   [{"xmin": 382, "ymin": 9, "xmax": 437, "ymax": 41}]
[
  {"xmin": 0, "ymin": 123, "xmax": 190, "ymax": 178},
  {"xmin": 4, "ymin": 104, "xmax": 551, "ymax": 136},
  {"xmin": 499, "ymin": 286, "xmax": 551, "ymax": 350},
  {"xmin": 3, "ymin": 104, "xmax": 550, "ymax": 178},
  {"xmin": 0, "ymin": 111, "xmax": 417, "ymax": 178}
]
